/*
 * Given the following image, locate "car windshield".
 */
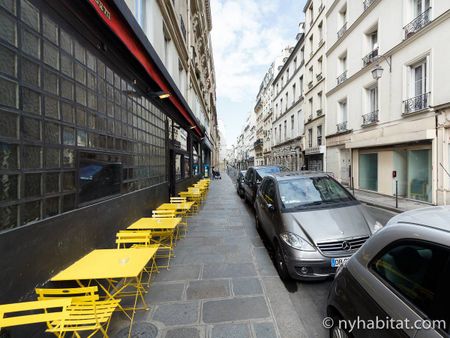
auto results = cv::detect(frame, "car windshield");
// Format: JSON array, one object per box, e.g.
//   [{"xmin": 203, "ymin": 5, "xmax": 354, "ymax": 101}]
[{"xmin": 278, "ymin": 176, "xmax": 355, "ymax": 210}]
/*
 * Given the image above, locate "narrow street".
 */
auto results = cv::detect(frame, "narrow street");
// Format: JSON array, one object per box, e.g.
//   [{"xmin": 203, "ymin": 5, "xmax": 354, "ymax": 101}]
[{"xmin": 111, "ymin": 173, "xmax": 396, "ymax": 338}]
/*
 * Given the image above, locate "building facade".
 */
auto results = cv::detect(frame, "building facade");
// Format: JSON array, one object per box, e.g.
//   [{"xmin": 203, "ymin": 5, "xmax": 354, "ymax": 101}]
[
  {"xmin": 326, "ymin": 0, "xmax": 450, "ymax": 204},
  {"xmin": 271, "ymin": 27, "xmax": 306, "ymax": 171},
  {"xmin": 303, "ymin": 0, "xmax": 327, "ymax": 171},
  {"xmin": 0, "ymin": 0, "xmax": 218, "ymax": 308}
]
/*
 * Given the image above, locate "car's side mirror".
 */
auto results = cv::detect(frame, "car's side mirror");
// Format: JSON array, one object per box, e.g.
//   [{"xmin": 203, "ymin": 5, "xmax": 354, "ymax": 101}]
[{"xmin": 267, "ymin": 204, "xmax": 276, "ymax": 212}]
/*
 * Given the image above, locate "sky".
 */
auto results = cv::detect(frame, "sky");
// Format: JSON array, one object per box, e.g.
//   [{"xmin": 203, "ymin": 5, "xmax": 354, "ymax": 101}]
[{"xmin": 210, "ymin": 0, "xmax": 306, "ymax": 148}]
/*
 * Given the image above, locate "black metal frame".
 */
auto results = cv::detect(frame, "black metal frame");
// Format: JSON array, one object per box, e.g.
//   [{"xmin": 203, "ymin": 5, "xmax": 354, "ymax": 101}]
[
  {"xmin": 404, "ymin": 7, "xmax": 432, "ymax": 38},
  {"xmin": 403, "ymin": 92, "xmax": 430, "ymax": 114}
]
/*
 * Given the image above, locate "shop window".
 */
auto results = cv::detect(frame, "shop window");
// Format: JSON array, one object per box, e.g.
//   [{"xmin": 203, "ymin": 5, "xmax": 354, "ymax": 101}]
[
  {"xmin": 175, "ymin": 154, "xmax": 182, "ymax": 180},
  {"xmin": 359, "ymin": 153, "xmax": 378, "ymax": 191},
  {"xmin": 407, "ymin": 149, "xmax": 431, "ymax": 202},
  {"xmin": 184, "ymin": 156, "xmax": 190, "ymax": 178},
  {"xmin": 78, "ymin": 153, "xmax": 122, "ymax": 203}
]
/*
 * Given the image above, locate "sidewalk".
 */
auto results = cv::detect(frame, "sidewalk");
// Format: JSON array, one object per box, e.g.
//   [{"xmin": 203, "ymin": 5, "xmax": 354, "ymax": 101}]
[
  {"xmin": 353, "ymin": 189, "xmax": 433, "ymax": 213},
  {"xmin": 111, "ymin": 174, "xmax": 310, "ymax": 338}
]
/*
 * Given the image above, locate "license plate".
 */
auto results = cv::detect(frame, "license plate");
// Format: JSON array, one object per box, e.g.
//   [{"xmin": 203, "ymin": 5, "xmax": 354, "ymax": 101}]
[{"xmin": 331, "ymin": 257, "xmax": 351, "ymax": 267}]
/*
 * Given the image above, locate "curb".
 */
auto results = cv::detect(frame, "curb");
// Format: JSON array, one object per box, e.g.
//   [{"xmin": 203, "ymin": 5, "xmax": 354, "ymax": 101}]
[{"xmin": 359, "ymin": 200, "xmax": 402, "ymax": 214}]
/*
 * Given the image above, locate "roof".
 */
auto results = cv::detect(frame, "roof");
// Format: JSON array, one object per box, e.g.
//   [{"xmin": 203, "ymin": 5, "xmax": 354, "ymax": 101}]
[
  {"xmin": 272, "ymin": 171, "xmax": 332, "ymax": 180},
  {"xmin": 387, "ymin": 206, "xmax": 450, "ymax": 233}
]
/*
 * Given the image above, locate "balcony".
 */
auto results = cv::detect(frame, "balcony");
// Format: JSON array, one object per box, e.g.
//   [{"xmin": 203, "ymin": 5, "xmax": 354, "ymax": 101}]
[
  {"xmin": 337, "ymin": 71, "xmax": 347, "ymax": 85},
  {"xmin": 362, "ymin": 110, "xmax": 379, "ymax": 126},
  {"xmin": 316, "ymin": 109, "xmax": 323, "ymax": 117},
  {"xmin": 337, "ymin": 22, "xmax": 347, "ymax": 39},
  {"xmin": 318, "ymin": 3, "xmax": 324, "ymax": 13},
  {"xmin": 403, "ymin": 92, "xmax": 430, "ymax": 114},
  {"xmin": 307, "ymin": 114, "xmax": 313, "ymax": 122},
  {"xmin": 363, "ymin": 0, "xmax": 375, "ymax": 11},
  {"xmin": 254, "ymin": 138, "xmax": 263, "ymax": 148},
  {"xmin": 317, "ymin": 136, "xmax": 322, "ymax": 146},
  {"xmin": 308, "ymin": 81, "xmax": 313, "ymax": 89},
  {"xmin": 336, "ymin": 121, "xmax": 348, "ymax": 133},
  {"xmin": 316, "ymin": 73, "xmax": 323, "ymax": 81},
  {"xmin": 362, "ymin": 48, "xmax": 379, "ymax": 67},
  {"xmin": 404, "ymin": 8, "xmax": 431, "ymax": 38}
]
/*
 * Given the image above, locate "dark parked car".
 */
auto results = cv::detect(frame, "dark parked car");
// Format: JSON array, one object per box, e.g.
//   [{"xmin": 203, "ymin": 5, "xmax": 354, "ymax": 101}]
[
  {"xmin": 254, "ymin": 172, "xmax": 382, "ymax": 281},
  {"xmin": 242, "ymin": 166, "xmax": 288, "ymax": 204},
  {"xmin": 327, "ymin": 206, "xmax": 450, "ymax": 338},
  {"xmin": 236, "ymin": 170, "xmax": 247, "ymax": 198}
]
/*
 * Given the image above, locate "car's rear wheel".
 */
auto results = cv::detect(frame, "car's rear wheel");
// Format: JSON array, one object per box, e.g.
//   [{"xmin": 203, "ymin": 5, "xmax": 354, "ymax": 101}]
[
  {"xmin": 329, "ymin": 314, "xmax": 350, "ymax": 338},
  {"xmin": 274, "ymin": 242, "xmax": 291, "ymax": 281}
]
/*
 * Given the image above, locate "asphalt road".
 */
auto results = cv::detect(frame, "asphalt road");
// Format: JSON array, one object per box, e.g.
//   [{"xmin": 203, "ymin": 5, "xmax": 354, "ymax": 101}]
[{"xmin": 284, "ymin": 205, "xmax": 398, "ymax": 337}]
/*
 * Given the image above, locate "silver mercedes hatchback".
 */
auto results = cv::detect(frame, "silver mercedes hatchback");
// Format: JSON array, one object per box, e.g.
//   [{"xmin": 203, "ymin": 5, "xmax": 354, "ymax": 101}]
[{"xmin": 254, "ymin": 172, "xmax": 382, "ymax": 280}]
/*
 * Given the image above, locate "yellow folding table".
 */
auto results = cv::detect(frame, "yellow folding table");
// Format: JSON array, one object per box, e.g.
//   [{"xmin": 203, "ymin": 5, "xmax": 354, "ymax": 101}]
[
  {"xmin": 127, "ymin": 218, "xmax": 181, "ymax": 268},
  {"xmin": 156, "ymin": 202, "xmax": 194, "ymax": 237},
  {"xmin": 51, "ymin": 247, "xmax": 158, "ymax": 336}
]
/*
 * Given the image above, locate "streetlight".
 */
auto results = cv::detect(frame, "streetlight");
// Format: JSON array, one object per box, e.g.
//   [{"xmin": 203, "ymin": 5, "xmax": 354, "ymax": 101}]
[{"xmin": 371, "ymin": 64, "xmax": 384, "ymax": 80}]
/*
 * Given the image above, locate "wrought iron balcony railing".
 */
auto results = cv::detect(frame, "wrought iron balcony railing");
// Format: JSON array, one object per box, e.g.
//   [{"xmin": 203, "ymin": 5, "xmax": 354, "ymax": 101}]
[
  {"xmin": 362, "ymin": 110, "xmax": 379, "ymax": 126},
  {"xmin": 316, "ymin": 109, "xmax": 323, "ymax": 117},
  {"xmin": 337, "ymin": 22, "xmax": 347, "ymax": 39},
  {"xmin": 336, "ymin": 121, "xmax": 348, "ymax": 133},
  {"xmin": 307, "ymin": 114, "xmax": 313, "ymax": 122},
  {"xmin": 362, "ymin": 48, "xmax": 379, "ymax": 67},
  {"xmin": 318, "ymin": 3, "xmax": 324, "ymax": 13},
  {"xmin": 337, "ymin": 71, "xmax": 347, "ymax": 85},
  {"xmin": 316, "ymin": 73, "xmax": 323, "ymax": 81},
  {"xmin": 308, "ymin": 81, "xmax": 313, "ymax": 89},
  {"xmin": 403, "ymin": 92, "xmax": 430, "ymax": 114},
  {"xmin": 317, "ymin": 136, "xmax": 322, "ymax": 146},
  {"xmin": 363, "ymin": 0, "xmax": 375, "ymax": 11},
  {"xmin": 254, "ymin": 138, "xmax": 263, "ymax": 148},
  {"xmin": 404, "ymin": 8, "xmax": 431, "ymax": 38}
]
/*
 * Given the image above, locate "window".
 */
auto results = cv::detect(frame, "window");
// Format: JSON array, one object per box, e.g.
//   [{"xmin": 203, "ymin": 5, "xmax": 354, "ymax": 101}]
[
  {"xmin": 291, "ymin": 115, "xmax": 295, "ymax": 132},
  {"xmin": 175, "ymin": 154, "xmax": 182, "ymax": 180},
  {"xmin": 309, "ymin": 98, "xmax": 314, "ymax": 116},
  {"xmin": 284, "ymin": 120, "xmax": 287, "ymax": 140},
  {"xmin": 318, "ymin": 92, "xmax": 323, "ymax": 110},
  {"xmin": 368, "ymin": 86, "xmax": 378, "ymax": 112},
  {"xmin": 414, "ymin": 0, "xmax": 430, "ymax": 17},
  {"xmin": 318, "ymin": 58, "xmax": 323, "ymax": 74},
  {"xmin": 294, "ymin": 57, "xmax": 297, "ymax": 69},
  {"xmin": 411, "ymin": 59, "xmax": 427, "ymax": 97},
  {"xmin": 309, "ymin": 34, "xmax": 314, "ymax": 55},
  {"xmin": 370, "ymin": 30, "xmax": 378, "ymax": 51},
  {"xmin": 318, "ymin": 22, "xmax": 323, "ymax": 42},
  {"xmin": 308, "ymin": 128, "xmax": 313, "ymax": 148},
  {"xmin": 299, "ymin": 76, "xmax": 304, "ymax": 96},
  {"xmin": 287, "ymin": 68, "xmax": 290, "ymax": 80},
  {"xmin": 285, "ymin": 92, "xmax": 289, "ymax": 111},
  {"xmin": 309, "ymin": 66, "xmax": 313, "ymax": 83},
  {"xmin": 275, "ymin": 103, "xmax": 279, "ymax": 115},
  {"xmin": 134, "ymin": 0, "xmax": 146, "ymax": 29},
  {"xmin": 317, "ymin": 125, "xmax": 322, "ymax": 146},
  {"xmin": 371, "ymin": 240, "xmax": 449, "ymax": 330},
  {"xmin": 261, "ymin": 179, "xmax": 276, "ymax": 204},
  {"xmin": 279, "ymin": 124, "xmax": 282, "ymax": 142},
  {"xmin": 292, "ymin": 84, "xmax": 296, "ymax": 103},
  {"xmin": 280, "ymin": 98, "xmax": 283, "ymax": 114},
  {"xmin": 339, "ymin": 99, "xmax": 348, "ymax": 123},
  {"xmin": 339, "ymin": 54, "xmax": 347, "ymax": 73},
  {"xmin": 79, "ymin": 153, "xmax": 122, "ymax": 204}
]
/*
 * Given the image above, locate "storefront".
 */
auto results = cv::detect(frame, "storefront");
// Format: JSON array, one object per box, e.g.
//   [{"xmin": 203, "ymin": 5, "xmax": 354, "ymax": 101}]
[
  {"xmin": 355, "ymin": 143, "xmax": 433, "ymax": 202},
  {"xmin": 304, "ymin": 146, "xmax": 325, "ymax": 171},
  {"xmin": 0, "ymin": 0, "xmax": 205, "ymax": 306}
]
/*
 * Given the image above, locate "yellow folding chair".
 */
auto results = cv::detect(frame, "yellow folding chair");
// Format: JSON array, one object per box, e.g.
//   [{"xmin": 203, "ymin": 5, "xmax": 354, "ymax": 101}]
[
  {"xmin": 151, "ymin": 210, "xmax": 178, "ymax": 268},
  {"xmin": 115, "ymin": 230, "xmax": 159, "ymax": 285},
  {"xmin": 170, "ymin": 197, "xmax": 187, "ymax": 203},
  {"xmin": 35, "ymin": 286, "xmax": 120, "ymax": 338},
  {"xmin": 0, "ymin": 299, "xmax": 70, "ymax": 337}
]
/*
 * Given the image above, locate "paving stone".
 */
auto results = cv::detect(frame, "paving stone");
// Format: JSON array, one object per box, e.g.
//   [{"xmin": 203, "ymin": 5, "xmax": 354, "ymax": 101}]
[
  {"xmin": 146, "ymin": 283, "xmax": 184, "ymax": 303},
  {"xmin": 165, "ymin": 327, "xmax": 201, "ymax": 338},
  {"xmin": 153, "ymin": 265, "xmax": 201, "ymax": 282},
  {"xmin": 253, "ymin": 247, "xmax": 278, "ymax": 277},
  {"xmin": 232, "ymin": 278, "xmax": 263, "ymax": 296},
  {"xmin": 114, "ymin": 322, "xmax": 158, "ymax": 338},
  {"xmin": 202, "ymin": 296, "xmax": 270, "ymax": 323},
  {"xmin": 211, "ymin": 323, "xmax": 251, "ymax": 338},
  {"xmin": 253, "ymin": 322, "xmax": 277, "ymax": 338},
  {"xmin": 186, "ymin": 279, "xmax": 229, "ymax": 300},
  {"xmin": 152, "ymin": 302, "xmax": 199, "ymax": 326},
  {"xmin": 202, "ymin": 263, "xmax": 257, "ymax": 279}
]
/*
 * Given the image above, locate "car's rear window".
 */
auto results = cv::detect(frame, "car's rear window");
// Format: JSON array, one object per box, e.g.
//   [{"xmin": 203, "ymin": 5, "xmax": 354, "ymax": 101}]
[
  {"xmin": 256, "ymin": 167, "xmax": 287, "ymax": 176},
  {"xmin": 278, "ymin": 176, "xmax": 355, "ymax": 210}
]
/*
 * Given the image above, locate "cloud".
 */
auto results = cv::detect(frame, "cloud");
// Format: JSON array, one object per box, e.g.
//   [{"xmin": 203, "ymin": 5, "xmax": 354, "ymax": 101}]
[{"xmin": 211, "ymin": 0, "xmax": 298, "ymax": 103}]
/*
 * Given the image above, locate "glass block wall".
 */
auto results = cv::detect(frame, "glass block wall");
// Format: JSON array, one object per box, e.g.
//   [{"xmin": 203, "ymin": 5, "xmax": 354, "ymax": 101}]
[{"xmin": 0, "ymin": 0, "xmax": 167, "ymax": 231}]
